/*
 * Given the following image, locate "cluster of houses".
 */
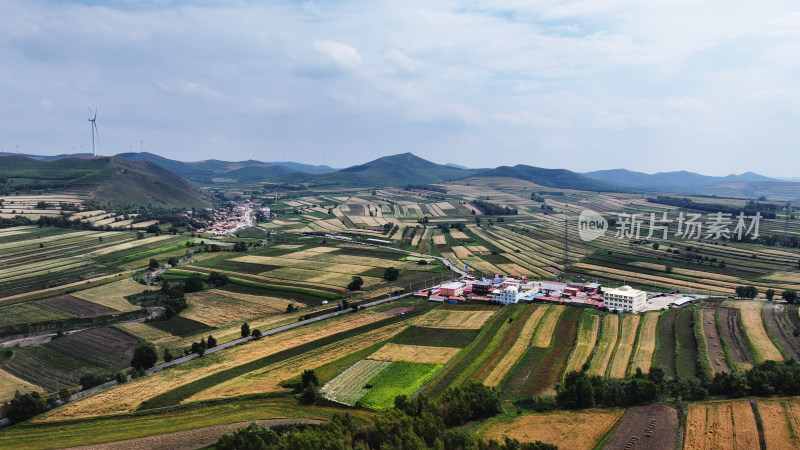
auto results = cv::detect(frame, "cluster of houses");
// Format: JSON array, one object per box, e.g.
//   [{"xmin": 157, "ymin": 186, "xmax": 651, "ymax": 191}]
[
  {"xmin": 193, "ymin": 200, "xmax": 267, "ymax": 235},
  {"xmin": 420, "ymin": 275, "xmax": 690, "ymax": 314}
]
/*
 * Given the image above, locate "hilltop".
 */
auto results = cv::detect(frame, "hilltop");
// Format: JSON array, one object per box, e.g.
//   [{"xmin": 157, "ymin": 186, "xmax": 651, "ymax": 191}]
[
  {"xmin": 0, "ymin": 155, "xmax": 210, "ymax": 208},
  {"xmin": 282, "ymin": 152, "xmax": 475, "ymax": 187}
]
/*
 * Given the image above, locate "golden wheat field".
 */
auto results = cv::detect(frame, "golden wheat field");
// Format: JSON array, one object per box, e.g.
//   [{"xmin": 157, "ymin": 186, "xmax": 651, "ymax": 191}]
[
  {"xmin": 684, "ymin": 399, "xmax": 760, "ymax": 450},
  {"xmin": 588, "ymin": 315, "xmax": 619, "ymax": 376},
  {"xmin": 532, "ymin": 305, "xmax": 566, "ymax": 347},
  {"xmin": 722, "ymin": 300, "xmax": 783, "ymax": 362},
  {"xmin": 476, "ymin": 408, "xmax": 624, "ymax": 450},
  {"xmin": 369, "ymin": 343, "xmax": 460, "ymax": 365},
  {"xmin": 628, "ymin": 312, "xmax": 660, "ymax": 375},
  {"xmin": 484, "ymin": 305, "xmax": 547, "ymax": 387},
  {"xmin": 607, "ymin": 314, "xmax": 641, "ymax": 378},
  {"xmin": 564, "ymin": 314, "xmax": 600, "ymax": 375},
  {"xmin": 414, "ymin": 309, "xmax": 496, "ymax": 329}
]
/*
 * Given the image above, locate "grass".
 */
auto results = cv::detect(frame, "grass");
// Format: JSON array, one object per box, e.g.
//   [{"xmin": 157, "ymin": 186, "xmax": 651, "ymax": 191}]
[
  {"xmin": 390, "ymin": 326, "xmax": 480, "ymax": 348},
  {"xmin": 0, "ymin": 302, "xmax": 73, "ymax": 327},
  {"xmin": 693, "ymin": 308, "xmax": 715, "ymax": 381},
  {"xmin": 357, "ymin": 361, "xmax": 442, "ymax": 410},
  {"xmin": 320, "ymin": 359, "xmax": 391, "ymax": 405}
]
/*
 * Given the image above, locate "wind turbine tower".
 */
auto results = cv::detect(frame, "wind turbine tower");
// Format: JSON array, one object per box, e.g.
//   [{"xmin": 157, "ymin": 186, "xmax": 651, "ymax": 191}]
[{"xmin": 88, "ymin": 108, "xmax": 98, "ymax": 156}]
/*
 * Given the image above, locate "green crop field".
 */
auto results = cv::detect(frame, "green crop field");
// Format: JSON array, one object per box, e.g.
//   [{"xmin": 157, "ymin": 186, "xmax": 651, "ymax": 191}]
[{"xmin": 357, "ymin": 361, "xmax": 442, "ymax": 410}]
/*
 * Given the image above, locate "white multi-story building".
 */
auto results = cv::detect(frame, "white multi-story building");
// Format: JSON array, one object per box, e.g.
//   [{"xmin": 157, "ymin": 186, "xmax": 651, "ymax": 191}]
[
  {"xmin": 603, "ymin": 285, "xmax": 647, "ymax": 312},
  {"xmin": 492, "ymin": 285, "xmax": 521, "ymax": 304}
]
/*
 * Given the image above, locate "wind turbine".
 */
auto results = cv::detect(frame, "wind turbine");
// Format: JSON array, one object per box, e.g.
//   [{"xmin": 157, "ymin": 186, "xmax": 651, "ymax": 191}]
[{"xmin": 88, "ymin": 107, "xmax": 98, "ymax": 156}]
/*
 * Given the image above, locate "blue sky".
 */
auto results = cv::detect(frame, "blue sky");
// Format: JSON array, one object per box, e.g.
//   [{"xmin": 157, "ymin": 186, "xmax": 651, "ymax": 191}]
[{"xmin": 1, "ymin": 0, "xmax": 799, "ymax": 176}]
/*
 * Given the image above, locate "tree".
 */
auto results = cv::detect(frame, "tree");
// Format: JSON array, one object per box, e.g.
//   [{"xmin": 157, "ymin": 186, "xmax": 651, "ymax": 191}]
[
  {"xmin": 735, "ymin": 285, "xmax": 758, "ymax": 299},
  {"xmin": 207, "ymin": 335, "xmax": 217, "ymax": 348},
  {"xmin": 6, "ymin": 392, "xmax": 46, "ymax": 423},
  {"xmin": 167, "ymin": 256, "xmax": 179, "ymax": 266},
  {"xmin": 58, "ymin": 387, "xmax": 72, "ymax": 403},
  {"xmin": 765, "ymin": 289, "xmax": 776, "ymax": 301},
  {"xmin": 383, "ymin": 267, "xmax": 400, "ymax": 282},
  {"xmin": 163, "ymin": 348, "xmax": 174, "ymax": 362},
  {"xmin": 347, "ymin": 276, "xmax": 364, "ymax": 291},
  {"xmin": 148, "ymin": 258, "xmax": 160, "ymax": 271},
  {"xmin": 783, "ymin": 289, "xmax": 799, "ymax": 304},
  {"xmin": 115, "ymin": 371, "xmax": 128, "ymax": 384},
  {"xmin": 217, "ymin": 423, "xmax": 279, "ymax": 449},
  {"xmin": 241, "ymin": 322, "xmax": 250, "ymax": 338},
  {"xmin": 131, "ymin": 342, "xmax": 158, "ymax": 370},
  {"xmin": 301, "ymin": 369, "xmax": 319, "ymax": 389},
  {"xmin": 251, "ymin": 328, "xmax": 262, "ymax": 339},
  {"xmin": 652, "ymin": 242, "xmax": 660, "ymax": 250},
  {"xmin": 183, "ymin": 273, "xmax": 204, "ymax": 293}
]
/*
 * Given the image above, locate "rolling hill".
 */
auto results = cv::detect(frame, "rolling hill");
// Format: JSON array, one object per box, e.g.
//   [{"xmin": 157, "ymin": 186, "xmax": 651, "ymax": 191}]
[
  {"xmin": 281, "ymin": 152, "xmax": 476, "ymax": 187},
  {"xmin": 470, "ymin": 164, "xmax": 622, "ymax": 191},
  {"xmin": 0, "ymin": 155, "xmax": 211, "ymax": 208}
]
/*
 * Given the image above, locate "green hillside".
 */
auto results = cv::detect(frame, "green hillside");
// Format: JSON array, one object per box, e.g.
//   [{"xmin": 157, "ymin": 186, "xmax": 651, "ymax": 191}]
[
  {"xmin": 471, "ymin": 164, "xmax": 623, "ymax": 192},
  {"xmin": 282, "ymin": 152, "xmax": 474, "ymax": 187},
  {"xmin": 0, "ymin": 155, "xmax": 211, "ymax": 208}
]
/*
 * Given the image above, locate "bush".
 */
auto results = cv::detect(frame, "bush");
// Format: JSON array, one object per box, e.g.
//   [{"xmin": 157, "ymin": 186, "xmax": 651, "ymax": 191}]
[
  {"xmin": 207, "ymin": 335, "xmax": 217, "ymax": 348},
  {"xmin": 251, "ymin": 329, "xmax": 262, "ymax": 339},
  {"xmin": 115, "ymin": 371, "xmax": 128, "ymax": 384},
  {"xmin": 163, "ymin": 348, "xmax": 174, "ymax": 362},
  {"xmin": 80, "ymin": 372, "xmax": 108, "ymax": 389}
]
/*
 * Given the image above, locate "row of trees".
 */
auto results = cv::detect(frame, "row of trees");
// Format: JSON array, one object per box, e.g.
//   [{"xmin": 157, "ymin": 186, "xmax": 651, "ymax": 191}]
[
  {"xmin": 735, "ymin": 285, "xmax": 797, "ymax": 303},
  {"xmin": 471, "ymin": 200, "xmax": 518, "ymax": 216}
]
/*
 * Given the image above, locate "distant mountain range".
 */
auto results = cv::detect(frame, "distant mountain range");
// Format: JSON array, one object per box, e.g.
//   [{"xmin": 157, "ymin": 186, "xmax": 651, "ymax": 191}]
[
  {"xmin": 0, "ymin": 155, "xmax": 210, "ymax": 208},
  {"xmin": 582, "ymin": 169, "xmax": 780, "ymax": 189},
  {"xmin": 3, "ymin": 150, "xmax": 800, "ymax": 202}
]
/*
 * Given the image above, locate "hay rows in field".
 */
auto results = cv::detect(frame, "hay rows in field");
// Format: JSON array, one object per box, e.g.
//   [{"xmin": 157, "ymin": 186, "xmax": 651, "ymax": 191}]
[
  {"xmin": 320, "ymin": 359, "xmax": 391, "ymax": 405},
  {"xmin": 564, "ymin": 313, "xmax": 600, "ymax": 375},
  {"xmin": 532, "ymin": 305, "xmax": 566, "ymax": 347},
  {"xmin": 757, "ymin": 398, "xmax": 800, "ymax": 449},
  {"xmin": 684, "ymin": 400, "xmax": 760, "ymax": 450},
  {"xmin": 628, "ymin": 312, "xmax": 661, "ymax": 375},
  {"xmin": 588, "ymin": 315, "xmax": 619, "ymax": 376},
  {"xmin": 607, "ymin": 314, "xmax": 641, "ymax": 378}
]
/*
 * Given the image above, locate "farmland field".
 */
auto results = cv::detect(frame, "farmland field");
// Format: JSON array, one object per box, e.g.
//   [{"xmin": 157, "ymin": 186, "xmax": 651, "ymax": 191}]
[
  {"xmin": 675, "ymin": 307, "xmax": 698, "ymax": 379},
  {"xmin": 414, "ymin": 308, "xmax": 496, "ymax": 329},
  {"xmin": 564, "ymin": 312, "xmax": 599, "ymax": 375},
  {"xmin": 684, "ymin": 399, "xmax": 760, "ymax": 450},
  {"xmin": 0, "ymin": 368, "xmax": 43, "ymax": 404},
  {"xmin": 724, "ymin": 300, "xmax": 784, "ymax": 363},
  {"xmin": 588, "ymin": 314, "xmax": 619, "ymax": 376},
  {"xmin": 702, "ymin": 308, "xmax": 730, "ymax": 374},
  {"xmin": 70, "ymin": 278, "xmax": 147, "ymax": 312},
  {"xmin": 762, "ymin": 303, "xmax": 800, "ymax": 360},
  {"xmin": 476, "ymin": 408, "xmax": 624, "ymax": 449},
  {"xmin": 390, "ymin": 326, "xmax": 479, "ymax": 348},
  {"xmin": 369, "ymin": 343, "xmax": 460, "ymax": 365},
  {"xmin": 607, "ymin": 314, "xmax": 640, "ymax": 378},
  {"xmin": 320, "ymin": 359, "xmax": 391, "ymax": 405},
  {"xmin": 35, "ymin": 295, "xmax": 118, "ymax": 318},
  {"xmin": 484, "ymin": 304, "xmax": 546, "ymax": 387},
  {"xmin": 756, "ymin": 397, "xmax": 800, "ymax": 449},
  {"xmin": 628, "ymin": 311, "xmax": 660, "ymax": 375},
  {"xmin": 602, "ymin": 404, "xmax": 678, "ymax": 450},
  {"xmin": 717, "ymin": 307, "xmax": 753, "ymax": 370},
  {"xmin": 531, "ymin": 305, "xmax": 566, "ymax": 347},
  {"xmin": 357, "ymin": 361, "xmax": 441, "ymax": 410}
]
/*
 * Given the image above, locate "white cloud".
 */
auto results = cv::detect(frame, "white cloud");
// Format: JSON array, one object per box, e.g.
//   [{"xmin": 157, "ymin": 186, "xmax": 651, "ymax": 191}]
[{"xmin": 494, "ymin": 111, "xmax": 560, "ymax": 127}]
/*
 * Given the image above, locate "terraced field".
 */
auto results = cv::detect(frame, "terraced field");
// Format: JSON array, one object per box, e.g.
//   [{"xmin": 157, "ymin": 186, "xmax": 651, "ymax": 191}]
[{"xmin": 628, "ymin": 311, "xmax": 660, "ymax": 375}]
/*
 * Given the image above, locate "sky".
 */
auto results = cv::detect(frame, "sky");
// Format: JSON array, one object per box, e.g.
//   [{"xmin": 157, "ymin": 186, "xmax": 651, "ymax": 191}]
[{"xmin": 1, "ymin": 1, "xmax": 799, "ymax": 176}]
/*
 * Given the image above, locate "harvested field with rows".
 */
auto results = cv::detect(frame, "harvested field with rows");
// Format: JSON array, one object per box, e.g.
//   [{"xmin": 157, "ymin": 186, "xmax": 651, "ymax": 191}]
[
  {"xmin": 628, "ymin": 312, "xmax": 660, "ymax": 375},
  {"xmin": 369, "ymin": 343, "xmax": 460, "ymax": 365},
  {"xmin": 723, "ymin": 300, "xmax": 783, "ymax": 363},
  {"xmin": 414, "ymin": 308, "xmax": 496, "ymax": 329},
  {"xmin": 602, "ymin": 404, "xmax": 678, "ymax": 450},
  {"xmin": 684, "ymin": 399, "xmax": 760, "ymax": 450},
  {"xmin": 476, "ymin": 408, "xmax": 624, "ymax": 450}
]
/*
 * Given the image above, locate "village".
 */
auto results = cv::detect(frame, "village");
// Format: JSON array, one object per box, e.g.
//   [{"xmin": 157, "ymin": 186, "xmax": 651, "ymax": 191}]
[{"xmin": 418, "ymin": 275, "xmax": 702, "ymax": 313}]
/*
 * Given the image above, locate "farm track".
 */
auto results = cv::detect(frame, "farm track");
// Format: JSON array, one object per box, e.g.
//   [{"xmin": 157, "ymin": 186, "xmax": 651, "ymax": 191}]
[
  {"xmin": 602, "ymin": 404, "xmax": 678, "ymax": 450},
  {"xmin": 763, "ymin": 303, "xmax": 800, "ymax": 360},
  {"xmin": 702, "ymin": 308, "xmax": 730, "ymax": 374},
  {"xmin": 718, "ymin": 307, "xmax": 753, "ymax": 366}
]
